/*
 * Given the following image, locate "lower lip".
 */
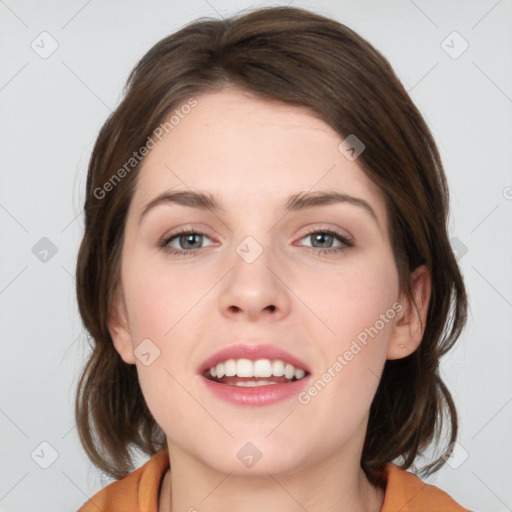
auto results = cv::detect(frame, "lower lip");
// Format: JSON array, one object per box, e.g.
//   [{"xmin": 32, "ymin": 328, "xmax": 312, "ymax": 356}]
[{"xmin": 199, "ymin": 375, "xmax": 311, "ymax": 406}]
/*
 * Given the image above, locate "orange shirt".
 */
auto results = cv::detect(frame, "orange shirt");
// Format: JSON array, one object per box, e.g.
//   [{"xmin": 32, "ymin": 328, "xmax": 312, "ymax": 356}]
[{"xmin": 77, "ymin": 449, "xmax": 469, "ymax": 512}]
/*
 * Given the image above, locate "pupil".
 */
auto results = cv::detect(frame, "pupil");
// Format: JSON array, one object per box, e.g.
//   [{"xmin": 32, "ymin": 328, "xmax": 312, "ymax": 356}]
[
  {"xmin": 313, "ymin": 233, "xmax": 332, "ymax": 248},
  {"xmin": 181, "ymin": 234, "xmax": 202, "ymax": 249}
]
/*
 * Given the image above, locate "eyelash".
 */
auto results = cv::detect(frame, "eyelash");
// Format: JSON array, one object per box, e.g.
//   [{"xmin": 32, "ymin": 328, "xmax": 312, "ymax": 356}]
[{"xmin": 160, "ymin": 226, "xmax": 354, "ymax": 257}]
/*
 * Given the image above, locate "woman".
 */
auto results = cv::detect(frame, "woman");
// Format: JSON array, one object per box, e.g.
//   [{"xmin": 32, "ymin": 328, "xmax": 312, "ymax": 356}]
[{"xmin": 75, "ymin": 6, "xmax": 469, "ymax": 511}]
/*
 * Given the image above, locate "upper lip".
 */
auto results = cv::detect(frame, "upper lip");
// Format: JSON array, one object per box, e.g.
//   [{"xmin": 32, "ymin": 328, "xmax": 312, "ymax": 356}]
[{"xmin": 198, "ymin": 343, "xmax": 311, "ymax": 375}]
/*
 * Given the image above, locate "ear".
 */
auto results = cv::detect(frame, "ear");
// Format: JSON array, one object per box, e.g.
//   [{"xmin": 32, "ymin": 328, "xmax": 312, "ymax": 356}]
[
  {"xmin": 387, "ymin": 264, "xmax": 431, "ymax": 360},
  {"xmin": 108, "ymin": 287, "xmax": 136, "ymax": 364}
]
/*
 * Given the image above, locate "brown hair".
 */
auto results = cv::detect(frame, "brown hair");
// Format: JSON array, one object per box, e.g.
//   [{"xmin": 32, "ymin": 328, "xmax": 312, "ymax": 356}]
[{"xmin": 75, "ymin": 5, "xmax": 468, "ymax": 485}]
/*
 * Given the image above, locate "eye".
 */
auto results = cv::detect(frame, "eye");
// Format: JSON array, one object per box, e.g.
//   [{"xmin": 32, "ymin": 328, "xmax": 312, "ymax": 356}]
[
  {"xmin": 297, "ymin": 227, "xmax": 353, "ymax": 255},
  {"xmin": 159, "ymin": 226, "xmax": 354, "ymax": 257},
  {"xmin": 160, "ymin": 228, "xmax": 215, "ymax": 256}
]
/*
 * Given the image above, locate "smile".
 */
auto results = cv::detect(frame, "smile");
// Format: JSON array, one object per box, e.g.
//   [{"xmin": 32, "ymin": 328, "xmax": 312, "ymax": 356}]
[{"xmin": 204, "ymin": 358, "xmax": 308, "ymax": 386}]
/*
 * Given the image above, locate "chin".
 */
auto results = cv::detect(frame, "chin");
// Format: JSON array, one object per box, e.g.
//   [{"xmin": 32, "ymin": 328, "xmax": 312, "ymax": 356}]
[{"xmin": 193, "ymin": 438, "xmax": 309, "ymax": 477}]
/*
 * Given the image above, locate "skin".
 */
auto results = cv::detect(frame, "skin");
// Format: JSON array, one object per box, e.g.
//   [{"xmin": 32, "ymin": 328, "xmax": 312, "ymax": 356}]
[{"xmin": 109, "ymin": 88, "xmax": 431, "ymax": 512}]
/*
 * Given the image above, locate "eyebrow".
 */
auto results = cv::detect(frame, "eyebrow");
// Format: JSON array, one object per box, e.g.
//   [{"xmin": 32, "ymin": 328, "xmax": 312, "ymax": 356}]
[{"xmin": 139, "ymin": 189, "xmax": 380, "ymax": 230}]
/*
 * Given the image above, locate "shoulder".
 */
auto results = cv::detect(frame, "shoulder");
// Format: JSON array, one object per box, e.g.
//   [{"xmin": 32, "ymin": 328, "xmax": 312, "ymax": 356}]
[
  {"xmin": 77, "ymin": 449, "xmax": 170, "ymax": 512},
  {"xmin": 381, "ymin": 463, "xmax": 470, "ymax": 512}
]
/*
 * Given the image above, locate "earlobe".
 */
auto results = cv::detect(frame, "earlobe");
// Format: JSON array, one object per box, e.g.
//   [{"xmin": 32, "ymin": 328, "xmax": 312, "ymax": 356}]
[
  {"xmin": 387, "ymin": 265, "xmax": 432, "ymax": 360},
  {"xmin": 108, "ymin": 288, "xmax": 136, "ymax": 365}
]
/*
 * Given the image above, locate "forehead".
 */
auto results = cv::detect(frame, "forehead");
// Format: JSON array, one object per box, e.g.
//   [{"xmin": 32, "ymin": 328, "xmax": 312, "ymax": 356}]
[{"xmin": 131, "ymin": 88, "xmax": 387, "ymax": 222}]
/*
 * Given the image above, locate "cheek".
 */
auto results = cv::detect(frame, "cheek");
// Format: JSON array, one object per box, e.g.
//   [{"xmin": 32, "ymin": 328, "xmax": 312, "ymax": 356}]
[
  {"xmin": 295, "ymin": 258, "xmax": 398, "ymax": 442},
  {"xmin": 307, "ymin": 249, "xmax": 399, "ymax": 341},
  {"xmin": 121, "ymin": 261, "xmax": 200, "ymax": 433},
  {"xmin": 121, "ymin": 254, "xmax": 208, "ymax": 341},
  {"xmin": 305, "ymin": 249, "xmax": 399, "ymax": 396}
]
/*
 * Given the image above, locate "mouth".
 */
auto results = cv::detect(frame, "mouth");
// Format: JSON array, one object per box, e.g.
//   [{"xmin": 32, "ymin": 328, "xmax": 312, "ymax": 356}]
[
  {"xmin": 203, "ymin": 358, "xmax": 310, "ymax": 387},
  {"xmin": 197, "ymin": 343, "xmax": 311, "ymax": 405}
]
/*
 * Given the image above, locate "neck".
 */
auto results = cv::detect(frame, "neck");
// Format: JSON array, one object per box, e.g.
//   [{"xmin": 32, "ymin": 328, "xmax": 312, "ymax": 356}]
[{"xmin": 161, "ymin": 443, "xmax": 385, "ymax": 512}]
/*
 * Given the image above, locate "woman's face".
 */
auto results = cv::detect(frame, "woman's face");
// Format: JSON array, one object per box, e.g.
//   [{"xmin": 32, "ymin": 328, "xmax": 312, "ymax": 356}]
[{"xmin": 110, "ymin": 88, "xmax": 411, "ymax": 476}]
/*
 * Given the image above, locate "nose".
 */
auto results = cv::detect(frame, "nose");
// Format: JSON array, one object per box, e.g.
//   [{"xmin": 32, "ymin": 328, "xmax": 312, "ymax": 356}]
[{"xmin": 218, "ymin": 243, "xmax": 291, "ymax": 323}]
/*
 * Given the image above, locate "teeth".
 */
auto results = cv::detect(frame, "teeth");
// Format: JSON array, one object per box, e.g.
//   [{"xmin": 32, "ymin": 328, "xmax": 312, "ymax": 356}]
[
  {"xmin": 254, "ymin": 359, "xmax": 272, "ymax": 378},
  {"xmin": 237, "ymin": 359, "xmax": 253, "ymax": 377},
  {"xmin": 224, "ymin": 359, "xmax": 237, "ymax": 377},
  {"xmin": 294, "ymin": 368, "xmax": 306, "ymax": 380},
  {"xmin": 208, "ymin": 358, "xmax": 307, "ymax": 381},
  {"xmin": 272, "ymin": 360, "xmax": 285, "ymax": 376},
  {"xmin": 284, "ymin": 363, "xmax": 295, "ymax": 380},
  {"xmin": 235, "ymin": 380, "xmax": 278, "ymax": 387}
]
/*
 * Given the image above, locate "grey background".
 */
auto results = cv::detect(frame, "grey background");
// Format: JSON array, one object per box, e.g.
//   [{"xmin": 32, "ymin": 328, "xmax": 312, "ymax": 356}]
[{"xmin": 1, "ymin": 0, "xmax": 511, "ymax": 510}]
